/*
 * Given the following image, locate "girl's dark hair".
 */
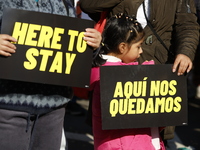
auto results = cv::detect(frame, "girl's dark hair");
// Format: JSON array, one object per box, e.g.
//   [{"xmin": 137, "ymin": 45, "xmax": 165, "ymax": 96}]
[{"xmin": 93, "ymin": 13, "xmax": 144, "ymax": 67}]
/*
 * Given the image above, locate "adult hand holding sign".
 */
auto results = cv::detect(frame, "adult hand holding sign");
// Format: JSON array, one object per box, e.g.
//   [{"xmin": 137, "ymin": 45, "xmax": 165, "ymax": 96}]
[
  {"xmin": 0, "ymin": 34, "xmax": 17, "ymax": 56},
  {"xmin": 0, "ymin": 8, "xmax": 96, "ymax": 87},
  {"xmin": 0, "ymin": 0, "xmax": 101, "ymax": 150},
  {"xmin": 172, "ymin": 54, "xmax": 193, "ymax": 76},
  {"xmin": 0, "ymin": 28, "xmax": 101, "ymax": 57},
  {"xmin": 83, "ymin": 28, "xmax": 101, "ymax": 50}
]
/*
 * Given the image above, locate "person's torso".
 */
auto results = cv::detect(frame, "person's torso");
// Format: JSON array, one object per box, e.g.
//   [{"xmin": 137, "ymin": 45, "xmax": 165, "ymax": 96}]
[
  {"xmin": 0, "ymin": 0, "xmax": 76, "ymax": 29},
  {"xmin": 0, "ymin": 0, "xmax": 75, "ymax": 113}
]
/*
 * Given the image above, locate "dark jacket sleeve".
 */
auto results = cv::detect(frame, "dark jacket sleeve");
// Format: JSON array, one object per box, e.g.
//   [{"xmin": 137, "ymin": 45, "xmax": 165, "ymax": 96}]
[
  {"xmin": 79, "ymin": 0, "xmax": 123, "ymax": 13},
  {"xmin": 79, "ymin": 0, "xmax": 124, "ymax": 22},
  {"xmin": 174, "ymin": 0, "xmax": 199, "ymax": 61}
]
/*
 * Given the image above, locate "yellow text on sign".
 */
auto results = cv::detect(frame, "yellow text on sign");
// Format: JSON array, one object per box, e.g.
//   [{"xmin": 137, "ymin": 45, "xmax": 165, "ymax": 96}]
[
  {"xmin": 23, "ymin": 48, "xmax": 76, "ymax": 74},
  {"xmin": 12, "ymin": 22, "xmax": 87, "ymax": 74},
  {"xmin": 12, "ymin": 22, "xmax": 64, "ymax": 49},
  {"xmin": 109, "ymin": 97, "xmax": 182, "ymax": 117},
  {"xmin": 110, "ymin": 79, "xmax": 181, "ymax": 117}
]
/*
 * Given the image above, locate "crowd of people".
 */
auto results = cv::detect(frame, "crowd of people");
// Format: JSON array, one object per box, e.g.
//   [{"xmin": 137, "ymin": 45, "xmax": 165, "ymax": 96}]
[{"xmin": 0, "ymin": 0, "xmax": 199, "ymax": 150}]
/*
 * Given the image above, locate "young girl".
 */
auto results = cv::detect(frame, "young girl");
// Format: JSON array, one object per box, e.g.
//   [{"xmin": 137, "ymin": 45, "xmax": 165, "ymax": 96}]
[{"xmin": 90, "ymin": 13, "xmax": 165, "ymax": 150}]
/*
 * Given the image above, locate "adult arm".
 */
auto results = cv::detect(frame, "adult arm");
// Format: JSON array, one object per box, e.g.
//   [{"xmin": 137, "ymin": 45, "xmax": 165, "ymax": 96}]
[
  {"xmin": 79, "ymin": 0, "xmax": 123, "ymax": 13},
  {"xmin": 79, "ymin": 0, "xmax": 124, "ymax": 22},
  {"xmin": 173, "ymin": 0, "xmax": 199, "ymax": 75}
]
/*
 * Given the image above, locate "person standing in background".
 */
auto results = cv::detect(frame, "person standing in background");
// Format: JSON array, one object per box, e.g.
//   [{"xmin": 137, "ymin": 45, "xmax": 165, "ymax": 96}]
[
  {"xmin": 193, "ymin": 0, "xmax": 200, "ymax": 99},
  {"xmin": 70, "ymin": 0, "xmax": 91, "ymax": 19}
]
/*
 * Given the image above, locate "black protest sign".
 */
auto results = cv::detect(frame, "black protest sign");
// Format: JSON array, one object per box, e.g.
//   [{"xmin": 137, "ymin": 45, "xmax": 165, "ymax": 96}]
[
  {"xmin": 0, "ymin": 8, "xmax": 94, "ymax": 87},
  {"xmin": 100, "ymin": 64, "xmax": 187, "ymax": 130}
]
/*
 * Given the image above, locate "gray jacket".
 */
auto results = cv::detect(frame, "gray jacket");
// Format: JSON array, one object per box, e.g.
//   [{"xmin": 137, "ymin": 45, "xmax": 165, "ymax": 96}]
[{"xmin": 0, "ymin": 0, "xmax": 75, "ymax": 114}]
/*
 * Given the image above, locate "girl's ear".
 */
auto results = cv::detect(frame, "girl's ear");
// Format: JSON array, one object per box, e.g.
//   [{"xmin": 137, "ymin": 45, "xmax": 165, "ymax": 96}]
[{"xmin": 119, "ymin": 42, "xmax": 127, "ymax": 54}]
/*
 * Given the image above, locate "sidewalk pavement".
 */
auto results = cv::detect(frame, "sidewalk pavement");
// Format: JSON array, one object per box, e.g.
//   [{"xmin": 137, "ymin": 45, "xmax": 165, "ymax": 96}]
[
  {"xmin": 64, "ymin": 99, "xmax": 93, "ymax": 150},
  {"xmin": 63, "ymin": 98, "xmax": 200, "ymax": 150}
]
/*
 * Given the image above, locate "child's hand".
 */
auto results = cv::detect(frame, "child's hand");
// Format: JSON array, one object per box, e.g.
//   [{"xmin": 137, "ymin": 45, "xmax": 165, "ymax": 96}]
[
  {"xmin": 0, "ymin": 34, "xmax": 17, "ymax": 56},
  {"xmin": 83, "ymin": 28, "xmax": 102, "ymax": 50}
]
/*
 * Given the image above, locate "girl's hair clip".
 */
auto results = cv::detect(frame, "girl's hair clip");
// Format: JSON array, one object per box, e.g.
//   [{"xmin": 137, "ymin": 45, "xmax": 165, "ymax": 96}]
[{"xmin": 116, "ymin": 13, "xmax": 123, "ymax": 18}]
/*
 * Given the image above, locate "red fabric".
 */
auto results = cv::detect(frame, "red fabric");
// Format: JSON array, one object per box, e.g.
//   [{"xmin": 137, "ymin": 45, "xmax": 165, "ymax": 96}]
[
  {"xmin": 94, "ymin": 11, "xmax": 107, "ymax": 33},
  {"xmin": 76, "ymin": 1, "xmax": 82, "ymax": 18},
  {"xmin": 72, "ymin": 87, "xmax": 89, "ymax": 99}
]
